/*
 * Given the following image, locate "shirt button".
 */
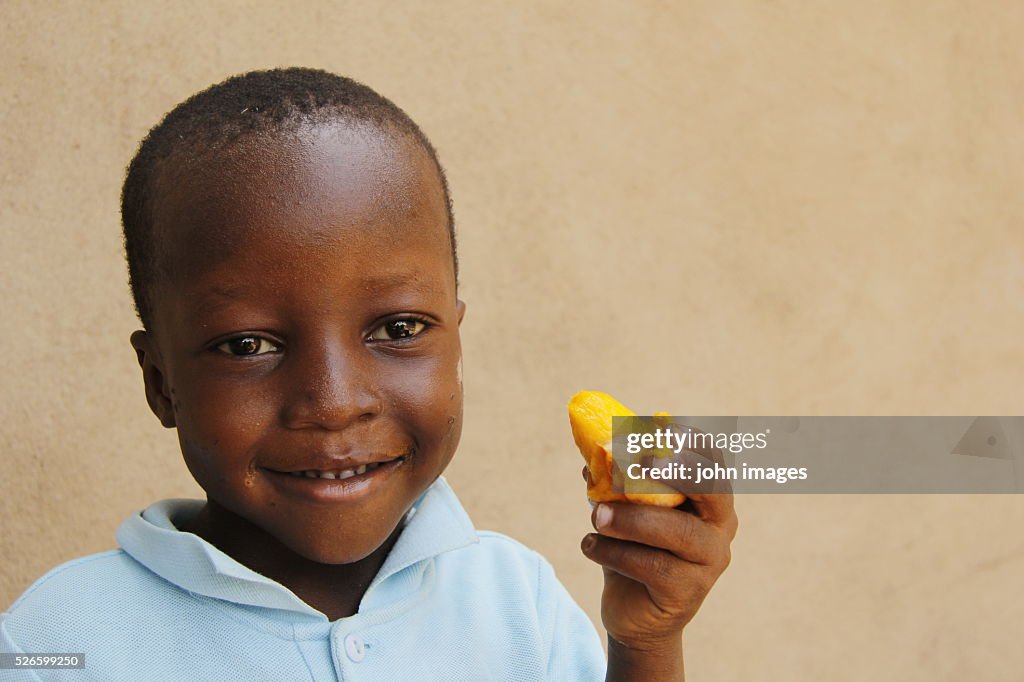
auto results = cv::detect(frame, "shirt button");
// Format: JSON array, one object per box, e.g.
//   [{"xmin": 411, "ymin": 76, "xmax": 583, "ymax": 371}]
[{"xmin": 344, "ymin": 634, "xmax": 366, "ymax": 662}]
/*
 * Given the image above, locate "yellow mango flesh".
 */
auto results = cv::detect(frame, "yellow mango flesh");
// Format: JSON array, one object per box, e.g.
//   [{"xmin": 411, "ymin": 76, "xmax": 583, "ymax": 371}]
[{"xmin": 568, "ymin": 391, "xmax": 685, "ymax": 507}]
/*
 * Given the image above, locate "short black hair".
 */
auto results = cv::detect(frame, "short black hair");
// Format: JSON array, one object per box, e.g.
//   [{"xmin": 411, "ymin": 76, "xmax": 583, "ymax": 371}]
[{"xmin": 121, "ymin": 67, "xmax": 456, "ymax": 329}]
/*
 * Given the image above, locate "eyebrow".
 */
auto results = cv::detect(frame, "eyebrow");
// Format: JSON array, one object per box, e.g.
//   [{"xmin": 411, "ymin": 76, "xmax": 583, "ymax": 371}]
[
  {"xmin": 187, "ymin": 284, "xmax": 255, "ymax": 317},
  {"xmin": 186, "ymin": 272, "xmax": 447, "ymax": 316},
  {"xmin": 357, "ymin": 271, "xmax": 447, "ymax": 295}
]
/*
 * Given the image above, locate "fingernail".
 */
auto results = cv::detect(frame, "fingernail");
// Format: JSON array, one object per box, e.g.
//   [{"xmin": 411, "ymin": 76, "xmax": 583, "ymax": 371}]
[
  {"xmin": 581, "ymin": 534, "xmax": 597, "ymax": 552},
  {"xmin": 595, "ymin": 503, "xmax": 613, "ymax": 530}
]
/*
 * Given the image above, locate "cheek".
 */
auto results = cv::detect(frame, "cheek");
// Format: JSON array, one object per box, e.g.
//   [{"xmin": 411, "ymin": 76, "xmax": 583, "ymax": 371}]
[
  {"xmin": 171, "ymin": 374, "xmax": 278, "ymax": 466},
  {"xmin": 382, "ymin": 352, "xmax": 463, "ymax": 438},
  {"xmin": 436, "ymin": 356, "xmax": 465, "ymax": 453}
]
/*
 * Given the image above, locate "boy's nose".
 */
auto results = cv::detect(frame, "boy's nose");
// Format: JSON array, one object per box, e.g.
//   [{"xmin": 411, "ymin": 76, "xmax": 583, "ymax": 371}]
[{"xmin": 280, "ymin": 346, "xmax": 383, "ymax": 430}]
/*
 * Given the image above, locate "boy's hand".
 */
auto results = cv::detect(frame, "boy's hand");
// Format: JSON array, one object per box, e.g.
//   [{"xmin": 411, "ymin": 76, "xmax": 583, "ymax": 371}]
[{"xmin": 580, "ymin": 446, "xmax": 737, "ymax": 679}]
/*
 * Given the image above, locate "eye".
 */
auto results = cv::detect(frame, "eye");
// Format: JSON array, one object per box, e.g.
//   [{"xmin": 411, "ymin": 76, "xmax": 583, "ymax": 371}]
[
  {"xmin": 367, "ymin": 317, "xmax": 428, "ymax": 341},
  {"xmin": 215, "ymin": 335, "xmax": 280, "ymax": 356}
]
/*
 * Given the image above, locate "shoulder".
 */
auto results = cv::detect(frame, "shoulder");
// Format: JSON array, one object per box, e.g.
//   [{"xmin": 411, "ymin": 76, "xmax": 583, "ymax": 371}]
[
  {"xmin": 6, "ymin": 550, "xmax": 146, "ymax": 614},
  {"xmin": 473, "ymin": 529, "xmax": 547, "ymax": 564},
  {"xmin": 433, "ymin": 529, "xmax": 584, "ymax": 626},
  {"xmin": 2, "ymin": 549, "xmax": 182, "ymax": 653},
  {"xmin": 439, "ymin": 529, "xmax": 554, "ymax": 591},
  {"xmin": 432, "ymin": 530, "xmax": 606, "ymax": 680}
]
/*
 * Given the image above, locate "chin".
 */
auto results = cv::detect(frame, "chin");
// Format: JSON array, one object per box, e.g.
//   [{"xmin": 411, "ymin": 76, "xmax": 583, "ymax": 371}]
[
  {"xmin": 283, "ymin": 523, "xmax": 403, "ymax": 566},
  {"xmin": 302, "ymin": 545, "xmax": 378, "ymax": 565}
]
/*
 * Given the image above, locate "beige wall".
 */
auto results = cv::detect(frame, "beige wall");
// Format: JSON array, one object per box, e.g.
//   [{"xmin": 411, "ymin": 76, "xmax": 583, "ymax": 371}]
[{"xmin": 3, "ymin": 1, "xmax": 1024, "ymax": 679}]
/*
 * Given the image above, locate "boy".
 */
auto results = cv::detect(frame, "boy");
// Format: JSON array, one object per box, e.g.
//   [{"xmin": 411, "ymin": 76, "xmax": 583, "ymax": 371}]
[{"xmin": 1, "ymin": 68, "xmax": 736, "ymax": 681}]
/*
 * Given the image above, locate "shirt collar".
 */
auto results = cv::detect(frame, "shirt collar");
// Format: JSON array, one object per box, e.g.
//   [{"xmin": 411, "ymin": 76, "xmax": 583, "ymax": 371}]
[{"xmin": 116, "ymin": 476, "xmax": 478, "ymax": 620}]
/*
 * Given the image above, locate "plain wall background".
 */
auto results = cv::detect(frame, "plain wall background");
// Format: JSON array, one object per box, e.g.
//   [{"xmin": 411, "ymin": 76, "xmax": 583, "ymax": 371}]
[{"xmin": 3, "ymin": 2, "xmax": 1024, "ymax": 679}]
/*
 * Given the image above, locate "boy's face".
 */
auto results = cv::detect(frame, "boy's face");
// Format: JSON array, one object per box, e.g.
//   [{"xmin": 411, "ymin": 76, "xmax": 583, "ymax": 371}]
[{"xmin": 134, "ymin": 122, "xmax": 464, "ymax": 565}]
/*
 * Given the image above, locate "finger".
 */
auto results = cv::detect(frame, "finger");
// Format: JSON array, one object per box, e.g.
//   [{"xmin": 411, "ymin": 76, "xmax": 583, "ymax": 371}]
[
  {"xmin": 637, "ymin": 449, "xmax": 729, "ymax": 496},
  {"xmin": 629, "ymin": 423, "xmax": 732, "ymax": 499},
  {"xmin": 652, "ymin": 425, "xmax": 738, "ymax": 531},
  {"xmin": 664, "ymin": 424, "xmax": 726, "ymax": 465},
  {"xmin": 627, "ymin": 458, "xmax": 736, "ymax": 531},
  {"xmin": 581, "ymin": 534, "xmax": 716, "ymax": 594},
  {"xmin": 685, "ymin": 488, "xmax": 737, "ymax": 532},
  {"xmin": 590, "ymin": 502, "xmax": 726, "ymax": 566}
]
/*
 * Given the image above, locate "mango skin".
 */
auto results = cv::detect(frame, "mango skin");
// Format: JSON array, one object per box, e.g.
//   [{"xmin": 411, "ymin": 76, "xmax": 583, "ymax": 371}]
[{"xmin": 568, "ymin": 390, "xmax": 686, "ymax": 507}]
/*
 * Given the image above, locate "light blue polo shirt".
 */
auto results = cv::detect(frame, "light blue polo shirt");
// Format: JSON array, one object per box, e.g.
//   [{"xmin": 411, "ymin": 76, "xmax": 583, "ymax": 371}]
[{"xmin": 1, "ymin": 477, "xmax": 606, "ymax": 681}]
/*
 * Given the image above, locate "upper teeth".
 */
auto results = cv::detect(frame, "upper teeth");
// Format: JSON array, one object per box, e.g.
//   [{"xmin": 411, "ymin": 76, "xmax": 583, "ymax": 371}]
[{"xmin": 291, "ymin": 463, "xmax": 378, "ymax": 479}]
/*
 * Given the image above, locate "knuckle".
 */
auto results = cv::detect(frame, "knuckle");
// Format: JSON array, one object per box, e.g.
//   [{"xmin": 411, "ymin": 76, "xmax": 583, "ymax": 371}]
[
  {"xmin": 677, "ymin": 513, "xmax": 699, "ymax": 548},
  {"xmin": 698, "ymin": 570, "xmax": 719, "ymax": 595},
  {"xmin": 719, "ymin": 510, "xmax": 739, "ymax": 540},
  {"xmin": 654, "ymin": 556, "xmax": 680, "ymax": 585},
  {"xmin": 638, "ymin": 550, "xmax": 677, "ymax": 585},
  {"xmin": 719, "ymin": 546, "xmax": 732, "ymax": 572}
]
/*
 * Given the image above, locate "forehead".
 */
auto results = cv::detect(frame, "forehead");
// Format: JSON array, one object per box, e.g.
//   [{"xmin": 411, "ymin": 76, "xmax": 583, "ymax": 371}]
[{"xmin": 150, "ymin": 121, "xmax": 451, "ymax": 282}]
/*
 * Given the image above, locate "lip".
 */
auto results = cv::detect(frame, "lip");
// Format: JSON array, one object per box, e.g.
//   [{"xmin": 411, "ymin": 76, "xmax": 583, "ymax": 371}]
[
  {"xmin": 260, "ymin": 451, "xmax": 412, "ymax": 504},
  {"xmin": 265, "ymin": 448, "xmax": 413, "ymax": 475}
]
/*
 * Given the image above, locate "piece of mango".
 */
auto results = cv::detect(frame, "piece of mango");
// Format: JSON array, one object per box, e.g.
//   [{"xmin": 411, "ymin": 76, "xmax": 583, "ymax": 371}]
[{"xmin": 568, "ymin": 390, "xmax": 686, "ymax": 507}]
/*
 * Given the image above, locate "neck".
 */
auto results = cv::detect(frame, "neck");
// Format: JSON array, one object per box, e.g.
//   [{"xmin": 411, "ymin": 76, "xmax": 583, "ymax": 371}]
[{"xmin": 181, "ymin": 500, "xmax": 402, "ymax": 621}]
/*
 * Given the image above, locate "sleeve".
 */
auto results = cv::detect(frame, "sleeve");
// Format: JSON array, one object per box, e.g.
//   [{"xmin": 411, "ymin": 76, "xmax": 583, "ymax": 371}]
[{"xmin": 534, "ymin": 554, "xmax": 606, "ymax": 682}]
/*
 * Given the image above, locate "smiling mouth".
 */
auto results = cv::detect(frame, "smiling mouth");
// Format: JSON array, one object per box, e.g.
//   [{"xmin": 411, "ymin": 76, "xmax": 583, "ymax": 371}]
[
  {"xmin": 266, "ymin": 450, "xmax": 414, "ymax": 481},
  {"xmin": 260, "ymin": 449, "xmax": 415, "ymax": 503},
  {"xmin": 289, "ymin": 462, "xmax": 384, "ymax": 480}
]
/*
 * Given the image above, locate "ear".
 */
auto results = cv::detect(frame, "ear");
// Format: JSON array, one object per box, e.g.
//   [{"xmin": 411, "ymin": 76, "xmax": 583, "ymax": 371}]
[
  {"xmin": 456, "ymin": 299, "xmax": 467, "ymax": 326},
  {"xmin": 130, "ymin": 330, "xmax": 176, "ymax": 428}
]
